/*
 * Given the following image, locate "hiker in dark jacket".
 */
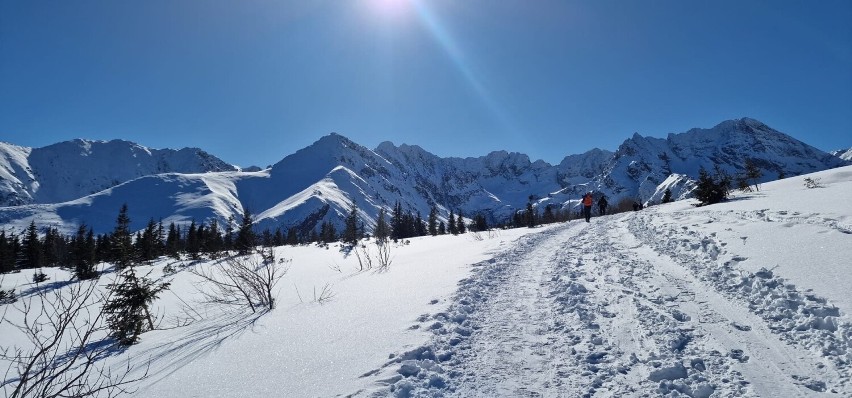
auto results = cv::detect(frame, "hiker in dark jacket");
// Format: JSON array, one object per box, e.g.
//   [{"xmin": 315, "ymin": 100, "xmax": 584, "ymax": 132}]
[{"xmin": 598, "ymin": 196, "xmax": 608, "ymax": 216}]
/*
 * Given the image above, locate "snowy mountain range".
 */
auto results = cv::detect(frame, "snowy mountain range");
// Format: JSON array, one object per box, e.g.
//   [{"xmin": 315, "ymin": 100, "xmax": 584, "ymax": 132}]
[
  {"xmin": 0, "ymin": 118, "xmax": 848, "ymax": 235},
  {"xmin": 0, "ymin": 139, "xmax": 236, "ymax": 207}
]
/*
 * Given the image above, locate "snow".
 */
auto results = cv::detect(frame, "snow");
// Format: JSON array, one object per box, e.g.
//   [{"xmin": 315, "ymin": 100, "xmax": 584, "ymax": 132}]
[{"xmin": 1, "ymin": 166, "xmax": 850, "ymax": 397}]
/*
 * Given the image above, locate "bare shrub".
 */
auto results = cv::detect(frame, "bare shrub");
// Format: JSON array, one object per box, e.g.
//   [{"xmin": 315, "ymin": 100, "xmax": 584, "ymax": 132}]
[
  {"xmin": 375, "ymin": 241, "xmax": 393, "ymax": 272},
  {"xmin": 294, "ymin": 283, "xmax": 336, "ymax": 305},
  {"xmin": 190, "ymin": 248, "xmax": 288, "ymax": 313},
  {"xmin": 804, "ymin": 177, "xmax": 823, "ymax": 189},
  {"xmin": 351, "ymin": 241, "xmax": 393, "ymax": 273},
  {"xmin": 472, "ymin": 228, "xmax": 500, "ymax": 241},
  {"xmin": 1, "ymin": 281, "xmax": 147, "ymax": 398},
  {"xmin": 31, "ymin": 272, "xmax": 48, "ymax": 284},
  {"xmin": 0, "ymin": 288, "xmax": 15, "ymax": 305},
  {"xmin": 610, "ymin": 198, "xmax": 636, "ymax": 214},
  {"xmin": 353, "ymin": 244, "xmax": 373, "ymax": 272}
]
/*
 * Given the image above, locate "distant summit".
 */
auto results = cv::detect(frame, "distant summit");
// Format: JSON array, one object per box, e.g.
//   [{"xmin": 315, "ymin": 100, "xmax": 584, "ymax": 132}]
[{"xmin": 831, "ymin": 148, "xmax": 852, "ymax": 161}]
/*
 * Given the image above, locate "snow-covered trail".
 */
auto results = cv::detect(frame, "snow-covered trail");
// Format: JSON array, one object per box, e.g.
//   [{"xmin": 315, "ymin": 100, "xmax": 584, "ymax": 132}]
[
  {"xmin": 367, "ymin": 210, "xmax": 850, "ymax": 397},
  {"xmin": 443, "ymin": 222, "xmax": 584, "ymax": 397}
]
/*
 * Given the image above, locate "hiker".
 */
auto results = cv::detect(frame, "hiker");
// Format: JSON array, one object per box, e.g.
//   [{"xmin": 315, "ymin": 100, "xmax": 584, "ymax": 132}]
[
  {"xmin": 598, "ymin": 195, "xmax": 608, "ymax": 216},
  {"xmin": 582, "ymin": 192, "xmax": 593, "ymax": 222}
]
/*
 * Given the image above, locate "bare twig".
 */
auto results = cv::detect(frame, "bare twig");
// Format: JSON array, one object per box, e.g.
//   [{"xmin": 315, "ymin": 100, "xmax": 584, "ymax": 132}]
[
  {"xmin": 1, "ymin": 280, "xmax": 148, "ymax": 398},
  {"xmin": 313, "ymin": 283, "xmax": 336, "ymax": 305}
]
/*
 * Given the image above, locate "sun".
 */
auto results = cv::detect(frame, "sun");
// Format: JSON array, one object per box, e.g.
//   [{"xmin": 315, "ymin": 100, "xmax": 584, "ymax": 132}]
[{"xmin": 366, "ymin": 0, "xmax": 413, "ymax": 18}]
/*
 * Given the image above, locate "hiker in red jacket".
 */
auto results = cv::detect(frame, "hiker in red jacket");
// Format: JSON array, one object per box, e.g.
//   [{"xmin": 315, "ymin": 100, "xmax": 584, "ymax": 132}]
[{"xmin": 582, "ymin": 192, "xmax": 593, "ymax": 222}]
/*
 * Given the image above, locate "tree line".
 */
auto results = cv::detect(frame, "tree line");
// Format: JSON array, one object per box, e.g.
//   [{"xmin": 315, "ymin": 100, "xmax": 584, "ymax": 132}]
[
  {"xmin": 0, "ymin": 204, "xmax": 258, "ymax": 278},
  {"xmin": 0, "ymin": 201, "xmax": 502, "ymax": 276}
]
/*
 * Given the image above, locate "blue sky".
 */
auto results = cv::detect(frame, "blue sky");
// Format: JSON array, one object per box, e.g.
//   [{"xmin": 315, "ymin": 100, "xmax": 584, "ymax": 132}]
[{"xmin": 1, "ymin": 0, "xmax": 850, "ymax": 168}]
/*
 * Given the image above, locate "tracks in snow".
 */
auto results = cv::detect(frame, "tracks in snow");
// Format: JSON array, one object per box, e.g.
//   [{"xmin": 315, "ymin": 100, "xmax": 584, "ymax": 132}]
[{"xmin": 362, "ymin": 213, "xmax": 850, "ymax": 397}]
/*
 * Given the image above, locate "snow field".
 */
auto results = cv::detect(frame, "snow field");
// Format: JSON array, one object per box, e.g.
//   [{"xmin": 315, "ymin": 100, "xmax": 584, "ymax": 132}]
[
  {"xmin": 1, "ymin": 166, "xmax": 850, "ymax": 397},
  {"xmin": 0, "ymin": 227, "xmax": 537, "ymax": 398}
]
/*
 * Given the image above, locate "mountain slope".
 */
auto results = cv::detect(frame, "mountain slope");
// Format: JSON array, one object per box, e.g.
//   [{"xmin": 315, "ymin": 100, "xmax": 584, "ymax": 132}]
[{"xmin": 0, "ymin": 139, "xmax": 237, "ymax": 206}]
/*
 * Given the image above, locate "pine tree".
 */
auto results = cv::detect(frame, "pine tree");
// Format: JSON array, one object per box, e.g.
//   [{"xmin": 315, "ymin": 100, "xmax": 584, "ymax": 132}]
[
  {"xmin": 390, "ymin": 202, "xmax": 404, "ymax": 240},
  {"xmin": 374, "ymin": 208, "xmax": 390, "ymax": 243},
  {"xmin": 744, "ymin": 158, "xmax": 763, "ymax": 191},
  {"xmin": 165, "ymin": 223, "xmax": 181, "ymax": 258},
  {"xmin": 95, "ymin": 234, "xmax": 111, "ymax": 264},
  {"xmin": 542, "ymin": 205, "xmax": 555, "ymax": 224},
  {"xmin": 525, "ymin": 202, "xmax": 536, "ymax": 228},
  {"xmin": 205, "ymin": 220, "xmax": 223, "ymax": 253},
  {"xmin": 662, "ymin": 188, "xmax": 673, "ymax": 203},
  {"xmin": 694, "ymin": 166, "xmax": 731, "ymax": 206},
  {"xmin": 427, "ymin": 207, "xmax": 438, "ymax": 236},
  {"xmin": 438, "ymin": 221, "xmax": 446, "ymax": 235},
  {"xmin": 342, "ymin": 202, "xmax": 361, "ymax": 246},
  {"xmin": 0, "ymin": 230, "xmax": 17, "ymax": 274},
  {"xmin": 235, "ymin": 208, "xmax": 256, "ymax": 255},
  {"xmin": 111, "ymin": 204, "xmax": 135, "ymax": 269},
  {"xmin": 42, "ymin": 227, "xmax": 64, "ymax": 267},
  {"xmin": 223, "ymin": 216, "xmax": 235, "ymax": 251},
  {"xmin": 414, "ymin": 212, "xmax": 426, "ymax": 236},
  {"xmin": 473, "ymin": 213, "xmax": 488, "ymax": 231},
  {"xmin": 448, "ymin": 210, "xmax": 457, "ymax": 235},
  {"xmin": 456, "ymin": 210, "xmax": 466, "ymax": 234},
  {"xmin": 137, "ymin": 218, "xmax": 159, "ymax": 262},
  {"xmin": 261, "ymin": 229, "xmax": 273, "ymax": 247},
  {"xmin": 186, "ymin": 220, "xmax": 200, "ymax": 258},
  {"xmin": 156, "ymin": 220, "xmax": 165, "ymax": 254},
  {"xmin": 285, "ymin": 227, "xmax": 299, "ymax": 245},
  {"xmin": 19, "ymin": 221, "xmax": 42, "ymax": 269},
  {"xmin": 72, "ymin": 224, "xmax": 98, "ymax": 280},
  {"xmin": 103, "ymin": 268, "xmax": 170, "ymax": 346},
  {"xmin": 319, "ymin": 221, "xmax": 337, "ymax": 243},
  {"xmin": 273, "ymin": 227, "xmax": 284, "ymax": 247}
]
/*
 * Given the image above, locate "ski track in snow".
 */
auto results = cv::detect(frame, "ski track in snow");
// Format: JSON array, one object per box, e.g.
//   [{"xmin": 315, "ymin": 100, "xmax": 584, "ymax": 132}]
[{"xmin": 360, "ymin": 211, "xmax": 851, "ymax": 397}]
